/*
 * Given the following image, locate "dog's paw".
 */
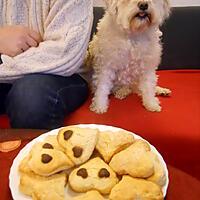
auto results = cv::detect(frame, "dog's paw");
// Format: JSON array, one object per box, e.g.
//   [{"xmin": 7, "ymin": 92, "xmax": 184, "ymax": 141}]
[
  {"xmin": 90, "ymin": 101, "xmax": 108, "ymax": 114},
  {"xmin": 156, "ymin": 86, "xmax": 171, "ymax": 96},
  {"xmin": 146, "ymin": 104, "xmax": 161, "ymax": 112},
  {"xmin": 113, "ymin": 87, "xmax": 132, "ymax": 100},
  {"xmin": 143, "ymin": 98, "xmax": 161, "ymax": 112}
]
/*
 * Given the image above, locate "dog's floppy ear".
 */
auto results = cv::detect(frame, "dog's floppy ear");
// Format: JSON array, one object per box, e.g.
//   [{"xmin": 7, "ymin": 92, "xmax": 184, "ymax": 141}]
[
  {"xmin": 163, "ymin": 0, "xmax": 171, "ymax": 20},
  {"xmin": 104, "ymin": 0, "xmax": 118, "ymax": 15}
]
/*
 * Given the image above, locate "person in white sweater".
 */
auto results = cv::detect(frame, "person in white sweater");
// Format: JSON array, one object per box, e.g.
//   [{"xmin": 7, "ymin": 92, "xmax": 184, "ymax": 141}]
[{"xmin": 0, "ymin": 0, "xmax": 93, "ymax": 129}]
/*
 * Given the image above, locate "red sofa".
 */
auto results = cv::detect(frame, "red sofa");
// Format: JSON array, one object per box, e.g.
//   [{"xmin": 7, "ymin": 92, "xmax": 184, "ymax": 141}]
[
  {"xmin": 0, "ymin": 7, "xmax": 200, "ymax": 180},
  {"xmin": 68, "ymin": 70, "xmax": 200, "ymax": 180},
  {"xmin": 1, "ymin": 70, "xmax": 199, "ymax": 180}
]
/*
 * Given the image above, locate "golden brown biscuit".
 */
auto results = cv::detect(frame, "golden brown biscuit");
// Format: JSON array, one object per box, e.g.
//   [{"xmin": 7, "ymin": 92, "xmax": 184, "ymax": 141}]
[
  {"xmin": 43, "ymin": 135, "xmax": 65, "ymax": 152},
  {"xmin": 57, "ymin": 126, "xmax": 98, "ymax": 165},
  {"xmin": 19, "ymin": 172, "xmax": 66, "ymax": 199},
  {"xmin": 19, "ymin": 135, "xmax": 72, "ymax": 176},
  {"xmin": 30, "ymin": 135, "xmax": 65, "ymax": 156},
  {"xmin": 147, "ymin": 153, "xmax": 166, "ymax": 187},
  {"xmin": 18, "ymin": 154, "xmax": 33, "ymax": 174},
  {"xmin": 28, "ymin": 143, "xmax": 74, "ymax": 176},
  {"xmin": 109, "ymin": 175, "xmax": 163, "ymax": 200},
  {"xmin": 73, "ymin": 190, "xmax": 105, "ymax": 200},
  {"xmin": 69, "ymin": 157, "xmax": 119, "ymax": 194},
  {"xmin": 109, "ymin": 140, "xmax": 154, "ymax": 178},
  {"xmin": 32, "ymin": 178, "xmax": 65, "ymax": 200},
  {"xmin": 96, "ymin": 130, "xmax": 134, "ymax": 162}
]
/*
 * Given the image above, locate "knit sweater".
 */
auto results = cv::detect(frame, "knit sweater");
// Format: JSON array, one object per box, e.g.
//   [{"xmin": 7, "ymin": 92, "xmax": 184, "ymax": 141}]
[{"xmin": 0, "ymin": 0, "xmax": 93, "ymax": 82}]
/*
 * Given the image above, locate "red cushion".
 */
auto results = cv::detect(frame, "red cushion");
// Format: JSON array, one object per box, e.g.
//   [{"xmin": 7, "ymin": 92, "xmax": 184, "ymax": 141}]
[
  {"xmin": 0, "ymin": 70, "xmax": 200, "ymax": 179},
  {"xmin": 0, "ymin": 114, "xmax": 10, "ymax": 128}
]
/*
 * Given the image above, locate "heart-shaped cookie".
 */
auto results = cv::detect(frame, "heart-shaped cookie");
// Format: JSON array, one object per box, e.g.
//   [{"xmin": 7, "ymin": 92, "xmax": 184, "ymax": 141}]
[
  {"xmin": 96, "ymin": 130, "xmax": 134, "ymax": 162},
  {"xmin": 57, "ymin": 126, "xmax": 98, "ymax": 165},
  {"xmin": 28, "ymin": 143, "xmax": 74, "ymax": 176},
  {"xmin": 109, "ymin": 140, "xmax": 154, "ymax": 178},
  {"xmin": 69, "ymin": 157, "xmax": 118, "ymax": 194},
  {"xmin": 110, "ymin": 175, "xmax": 163, "ymax": 200}
]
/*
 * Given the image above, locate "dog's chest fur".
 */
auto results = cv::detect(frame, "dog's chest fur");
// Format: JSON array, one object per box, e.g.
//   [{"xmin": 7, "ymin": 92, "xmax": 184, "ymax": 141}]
[{"xmin": 114, "ymin": 34, "xmax": 158, "ymax": 86}]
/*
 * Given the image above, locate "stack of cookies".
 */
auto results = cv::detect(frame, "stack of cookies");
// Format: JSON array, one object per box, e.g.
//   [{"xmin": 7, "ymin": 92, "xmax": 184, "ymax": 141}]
[{"xmin": 18, "ymin": 125, "xmax": 167, "ymax": 200}]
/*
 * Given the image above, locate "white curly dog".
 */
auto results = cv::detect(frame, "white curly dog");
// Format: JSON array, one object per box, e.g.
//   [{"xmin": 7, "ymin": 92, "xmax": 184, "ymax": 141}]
[{"xmin": 87, "ymin": 0, "xmax": 171, "ymax": 114}]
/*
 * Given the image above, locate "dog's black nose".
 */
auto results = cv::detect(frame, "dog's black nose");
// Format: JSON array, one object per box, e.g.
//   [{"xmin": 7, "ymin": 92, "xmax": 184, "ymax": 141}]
[{"xmin": 138, "ymin": 2, "xmax": 148, "ymax": 11}]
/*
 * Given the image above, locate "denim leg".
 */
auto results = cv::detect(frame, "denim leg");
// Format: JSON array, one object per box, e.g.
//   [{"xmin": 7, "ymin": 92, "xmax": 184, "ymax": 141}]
[
  {"xmin": 0, "ymin": 56, "xmax": 12, "ymax": 114},
  {"xmin": 0, "ymin": 83, "xmax": 12, "ymax": 114},
  {"xmin": 6, "ymin": 74, "xmax": 89, "ymax": 129}
]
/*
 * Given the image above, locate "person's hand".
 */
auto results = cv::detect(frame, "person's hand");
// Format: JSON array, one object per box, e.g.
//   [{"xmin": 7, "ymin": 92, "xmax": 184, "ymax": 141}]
[{"xmin": 0, "ymin": 25, "xmax": 42, "ymax": 57}]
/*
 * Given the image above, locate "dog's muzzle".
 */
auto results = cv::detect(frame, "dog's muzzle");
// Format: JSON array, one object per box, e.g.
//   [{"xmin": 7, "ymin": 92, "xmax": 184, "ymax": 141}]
[
  {"xmin": 135, "ymin": 1, "xmax": 151, "ymax": 22},
  {"xmin": 135, "ymin": 11, "xmax": 151, "ymax": 22}
]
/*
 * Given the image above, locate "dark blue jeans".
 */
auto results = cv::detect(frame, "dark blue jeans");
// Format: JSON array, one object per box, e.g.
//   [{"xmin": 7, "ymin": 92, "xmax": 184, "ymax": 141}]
[{"xmin": 0, "ymin": 74, "xmax": 89, "ymax": 129}]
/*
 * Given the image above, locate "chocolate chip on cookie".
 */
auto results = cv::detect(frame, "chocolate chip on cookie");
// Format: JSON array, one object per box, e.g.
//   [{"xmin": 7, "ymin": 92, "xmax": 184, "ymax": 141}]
[
  {"xmin": 41, "ymin": 154, "xmax": 53, "ymax": 164},
  {"xmin": 98, "ymin": 168, "xmax": 110, "ymax": 178},
  {"xmin": 64, "ymin": 130, "xmax": 73, "ymax": 140},
  {"xmin": 72, "ymin": 146, "xmax": 83, "ymax": 158},
  {"xmin": 77, "ymin": 168, "xmax": 88, "ymax": 178},
  {"xmin": 42, "ymin": 143, "xmax": 54, "ymax": 149}
]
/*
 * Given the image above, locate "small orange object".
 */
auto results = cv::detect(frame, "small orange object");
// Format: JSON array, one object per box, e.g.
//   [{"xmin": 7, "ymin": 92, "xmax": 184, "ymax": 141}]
[{"xmin": 0, "ymin": 140, "xmax": 22, "ymax": 152}]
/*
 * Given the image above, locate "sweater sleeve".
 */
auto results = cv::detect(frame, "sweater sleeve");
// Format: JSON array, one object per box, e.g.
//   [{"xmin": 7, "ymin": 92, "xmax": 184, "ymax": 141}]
[{"xmin": 0, "ymin": 0, "xmax": 93, "ymax": 82}]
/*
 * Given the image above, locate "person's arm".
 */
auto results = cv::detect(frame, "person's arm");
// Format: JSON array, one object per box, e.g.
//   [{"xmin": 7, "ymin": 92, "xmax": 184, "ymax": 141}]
[
  {"xmin": 0, "ymin": 0, "xmax": 93, "ymax": 82},
  {"xmin": 0, "ymin": 25, "xmax": 42, "ymax": 57}
]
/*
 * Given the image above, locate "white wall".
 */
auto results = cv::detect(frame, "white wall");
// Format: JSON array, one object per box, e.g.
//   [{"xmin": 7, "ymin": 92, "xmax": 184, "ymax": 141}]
[{"xmin": 94, "ymin": 0, "xmax": 200, "ymax": 7}]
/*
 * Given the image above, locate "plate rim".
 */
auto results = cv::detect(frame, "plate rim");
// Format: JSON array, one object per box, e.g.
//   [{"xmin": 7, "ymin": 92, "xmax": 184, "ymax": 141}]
[{"xmin": 9, "ymin": 124, "xmax": 169, "ymax": 199}]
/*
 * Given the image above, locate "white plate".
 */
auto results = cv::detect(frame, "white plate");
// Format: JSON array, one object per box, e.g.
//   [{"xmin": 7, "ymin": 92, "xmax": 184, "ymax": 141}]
[{"xmin": 9, "ymin": 124, "xmax": 169, "ymax": 199}]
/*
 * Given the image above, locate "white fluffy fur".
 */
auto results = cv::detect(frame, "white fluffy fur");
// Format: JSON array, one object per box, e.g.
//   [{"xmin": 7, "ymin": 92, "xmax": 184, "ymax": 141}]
[{"xmin": 87, "ymin": 0, "xmax": 171, "ymax": 113}]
